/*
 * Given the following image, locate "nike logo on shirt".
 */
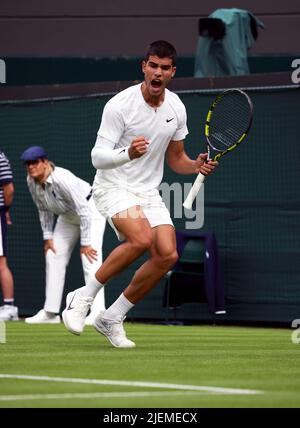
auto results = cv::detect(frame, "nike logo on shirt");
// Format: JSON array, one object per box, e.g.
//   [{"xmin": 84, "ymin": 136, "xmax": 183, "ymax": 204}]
[
  {"xmin": 166, "ymin": 118, "xmax": 174, "ymax": 123},
  {"xmin": 119, "ymin": 149, "xmax": 126, "ymax": 154}
]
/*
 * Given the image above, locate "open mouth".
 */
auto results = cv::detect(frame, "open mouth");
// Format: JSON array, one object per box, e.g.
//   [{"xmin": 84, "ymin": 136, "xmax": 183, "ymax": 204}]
[{"xmin": 151, "ymin": 79, "xmax": 162, "ymax": 89}]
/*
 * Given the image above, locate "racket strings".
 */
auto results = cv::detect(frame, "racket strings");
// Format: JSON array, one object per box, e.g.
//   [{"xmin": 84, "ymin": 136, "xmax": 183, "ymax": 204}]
[
  {"xmin": 212, "ymin": 132, "xmax": 232, "ymax": 148},
  {"xmin": 208, "ymin": 92, "xmax": 252, "ymax": 151}
]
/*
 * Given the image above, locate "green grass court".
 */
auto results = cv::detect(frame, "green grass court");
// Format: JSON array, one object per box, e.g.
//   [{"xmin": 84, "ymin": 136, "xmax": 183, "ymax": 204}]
[{"xmin": 0, "ymin": 322, "xmax": 300, "ymax": 408}]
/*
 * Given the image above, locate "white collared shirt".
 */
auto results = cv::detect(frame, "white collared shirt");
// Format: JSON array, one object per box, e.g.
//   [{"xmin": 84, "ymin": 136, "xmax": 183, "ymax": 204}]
[{"xmin": 27, "ymin": 166, "xmax": 93, "ymax": 245}]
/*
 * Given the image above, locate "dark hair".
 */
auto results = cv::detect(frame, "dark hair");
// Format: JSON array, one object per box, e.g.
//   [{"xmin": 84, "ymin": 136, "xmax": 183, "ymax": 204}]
[{"xmin": 145, "ymin": 40, "xmax": 177, "ymax": 66}]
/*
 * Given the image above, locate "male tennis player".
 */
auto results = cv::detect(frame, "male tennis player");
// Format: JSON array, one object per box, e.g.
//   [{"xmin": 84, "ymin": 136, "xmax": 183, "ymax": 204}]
[
  {"xmin": 62, "ymin": 40, "xmax": 218, "ymax": 347},
  {"xmin": 21, "ymin": 146, "xmax": 106, "ymax": 325}
]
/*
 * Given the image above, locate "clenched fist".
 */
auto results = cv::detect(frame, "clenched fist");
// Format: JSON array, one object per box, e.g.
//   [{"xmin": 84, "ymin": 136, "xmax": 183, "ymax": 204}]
[{"xmin": 128, "ymin": 136, "xmax": 150, "ymax": 159}]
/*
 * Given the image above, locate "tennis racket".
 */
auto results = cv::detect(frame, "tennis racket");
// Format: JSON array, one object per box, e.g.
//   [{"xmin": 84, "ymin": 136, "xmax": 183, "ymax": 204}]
[{"xmin": 183, "ymin": 88, "xmax": 253, "ymax": 209}]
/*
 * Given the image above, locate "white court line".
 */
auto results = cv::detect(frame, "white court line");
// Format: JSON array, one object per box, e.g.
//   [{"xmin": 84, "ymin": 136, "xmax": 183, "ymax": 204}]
[
  {"xmin": 0, "ymin": 374, "xmax": 263, "ymax": 395},
  {"xmin": 0, "ymin": 391, "xmax": 205, "ymax": 402}
]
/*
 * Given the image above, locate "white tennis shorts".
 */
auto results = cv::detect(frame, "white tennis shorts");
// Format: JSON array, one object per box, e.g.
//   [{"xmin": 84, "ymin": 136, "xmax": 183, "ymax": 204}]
[{"xmin": 93, "ymin": 187, "xmax": 173, "ymax": 241}]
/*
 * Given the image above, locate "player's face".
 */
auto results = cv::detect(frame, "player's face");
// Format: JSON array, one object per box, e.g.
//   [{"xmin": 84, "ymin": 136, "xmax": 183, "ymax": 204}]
[
  {"xmin": 142, "ymin": 55, "xmax": 176, "ymax": 99},
  {"xmin": 26, "ymin": 159, "xmax": 48, "ymax": 182}
]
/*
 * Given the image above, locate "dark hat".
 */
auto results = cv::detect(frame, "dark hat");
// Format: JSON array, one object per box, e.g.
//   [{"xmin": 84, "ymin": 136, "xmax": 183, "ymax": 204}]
[{"xmin": 20, "ymin": 146, "xmax": 48, "ymax": 162}]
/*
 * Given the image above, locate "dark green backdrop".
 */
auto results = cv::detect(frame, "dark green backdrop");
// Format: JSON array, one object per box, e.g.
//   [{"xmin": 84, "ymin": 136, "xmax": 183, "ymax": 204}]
[
  {"xmin": 1, "ymin": 86, "xmax": 300, "ymax": 323},
  {"xmin": 2, "ymin": 54, "xmax": 298, "ymax": 86}
]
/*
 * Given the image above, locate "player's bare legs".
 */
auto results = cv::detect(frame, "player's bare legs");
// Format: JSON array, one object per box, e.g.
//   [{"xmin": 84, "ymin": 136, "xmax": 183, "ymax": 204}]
[
  {"xmin": 95, "ymin": 206, "xmax": 153, "ymax": 284},
  {"xmin": 62, "ymin": 206, "xmax": 152, "ymax": 337},
  {"xmin": 123, "ymin": 224, "xmax": 178, "ymax": 303},
  {"xmin": 88, "ymin": 208, "xmax": 177, "ymax": 348},
  {"xmin": 63, "ymin": 206, "xmax": 178, "ymax": 346},
  {"xmin": 92, "ymin": 223, "xmax": 177, "ymax": 348},
  {"xmin": 95, "ymin": 220, "xmax": 177, "ymax": 302}
]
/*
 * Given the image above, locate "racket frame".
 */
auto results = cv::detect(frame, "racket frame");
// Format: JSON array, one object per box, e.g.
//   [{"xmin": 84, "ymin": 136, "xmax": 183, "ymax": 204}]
[
  {"xmin": 205, "ymin": 88, "xmax": 254, "ymax": 161},
  {"xmin": 183, "ymin": 88, "xmax": 253, "ymax": 209}
]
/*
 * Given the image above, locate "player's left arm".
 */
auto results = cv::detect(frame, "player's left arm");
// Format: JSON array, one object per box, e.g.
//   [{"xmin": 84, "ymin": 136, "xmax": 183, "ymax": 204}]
[{"xmin": 166, "ymin": 140, "xmax": 218, "ymax": 175}]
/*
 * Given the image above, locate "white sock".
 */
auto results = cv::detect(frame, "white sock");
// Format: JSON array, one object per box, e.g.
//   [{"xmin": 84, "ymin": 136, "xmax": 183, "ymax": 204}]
[
  {"xmin": 81, "ymin": 275, "xmax": 105, "ymax": 299},
  {"xmin": 104, "ymin": 293, "xmax": 134, "ymax": 322}
]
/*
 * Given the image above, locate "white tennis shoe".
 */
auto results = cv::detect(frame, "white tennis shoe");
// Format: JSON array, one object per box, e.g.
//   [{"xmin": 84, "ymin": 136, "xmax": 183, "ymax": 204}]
[
  {"xmin": 93, "ymin": 314, "xmax": 136, "ymax": 348},
  {"xmin": 62, "ymin": 287, "xmax": 94, "ymax": 335},
  {"xmin": 0, "ymin": 305, "xmax": 19, "ymax": 321},
  {"xmin": 85, "ymin": 311, "xmax": 99, "ymax": 326},
  {"xmin": 85, "ymin": 291, "xmax": 106, "ymax": 326},
  {"xmin": 25, "ymin": 309, "xmax": 60, "ymax": 324}
]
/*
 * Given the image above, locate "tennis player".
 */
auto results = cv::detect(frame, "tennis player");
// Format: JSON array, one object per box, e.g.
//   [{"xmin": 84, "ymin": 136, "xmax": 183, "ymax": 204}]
[
  {"xmin": 21, "ymin": 146, "xmax": 106, "ymax": 325},
  {"xmin": 62, "ymin": 40, "xmax": 218, "ymax": 347}
]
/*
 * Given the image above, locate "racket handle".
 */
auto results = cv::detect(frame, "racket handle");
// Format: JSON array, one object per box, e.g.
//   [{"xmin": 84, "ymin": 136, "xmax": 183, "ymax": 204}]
[{"xmin": 183, "ymin": 173, "xmax": 206, "ymax": 209}]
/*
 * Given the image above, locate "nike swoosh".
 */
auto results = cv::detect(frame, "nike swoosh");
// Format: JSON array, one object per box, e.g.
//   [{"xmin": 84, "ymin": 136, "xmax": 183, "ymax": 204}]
[
  {"xmin": 166, "ymin": 118, "xmax": 174, "ymax": 123},
  {"xmin": 119, "ymin": 149, "xmax": 126, "ymax": 154},
  {"xmin": 67, "ymin": 293, "xmax": 76, "ymax": 310}
]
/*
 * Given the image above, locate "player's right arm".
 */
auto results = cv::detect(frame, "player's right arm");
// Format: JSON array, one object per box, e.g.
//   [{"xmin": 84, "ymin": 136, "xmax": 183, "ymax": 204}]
[
  {"xmin": 91, "ymin": 136, "xmax": 130, "ymax": 169},
  {"xmin": 128, "ymin": 137, "xmax": 149, "ymax": 159},
  {"xmin": 91, "ymin": 99, "xmax": 148, "ymax": 170},
  {"xmin": 91, "ymin": 136, "xmax": 149, "ymax": 170}
]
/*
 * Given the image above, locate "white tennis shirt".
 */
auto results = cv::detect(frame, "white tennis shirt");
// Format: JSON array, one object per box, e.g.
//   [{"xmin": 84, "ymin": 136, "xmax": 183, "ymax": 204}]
[{"xmin": 93, "ymin": 83, "xmax": 189, "ymax": 193}]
